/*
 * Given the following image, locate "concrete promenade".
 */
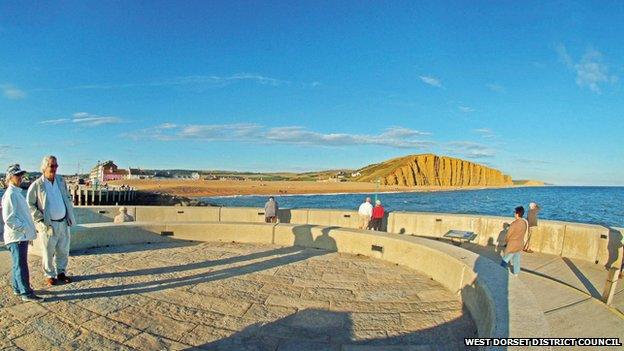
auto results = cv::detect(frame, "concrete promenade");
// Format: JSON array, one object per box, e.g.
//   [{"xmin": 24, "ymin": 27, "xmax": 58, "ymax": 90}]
[
  {"xmin": 1, "ymin": 205, "xmax": 623, "ymax": 349},
  {"xmin": 0, "ymin": 242, "xmax": 476, "ymax": 350},
  {"xmin": 458, "ymin": 241, "xmax": 624, "ymax": 347}
]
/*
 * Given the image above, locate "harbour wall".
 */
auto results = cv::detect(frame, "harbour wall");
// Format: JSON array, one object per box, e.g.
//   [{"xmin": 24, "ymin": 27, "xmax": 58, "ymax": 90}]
[{"xmin": 72, "ymin": 206, "xmax": 624, "ymax": 268}]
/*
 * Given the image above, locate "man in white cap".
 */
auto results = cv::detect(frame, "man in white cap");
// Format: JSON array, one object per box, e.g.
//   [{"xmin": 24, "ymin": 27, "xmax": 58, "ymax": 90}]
[
  {"xmin": 2, "ymin": 164, "xmax": 44, "ymax": 302},
  {"xmin": 27, "ymin": 155, "xmax": 76, "ymax": 286},
  {"xmin": 524, "ymin": 202, "xmax": 540, "ymax": 253},
  {"xmin": 357, "ymin": 197, "xmax": 373, "ymax": 229}
]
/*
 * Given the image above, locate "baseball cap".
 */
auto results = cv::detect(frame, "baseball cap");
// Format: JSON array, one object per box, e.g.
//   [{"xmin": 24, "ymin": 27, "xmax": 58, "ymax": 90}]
[{"xmin": 7, "ymin": 164, "xmax": 26, "ymax": 177}]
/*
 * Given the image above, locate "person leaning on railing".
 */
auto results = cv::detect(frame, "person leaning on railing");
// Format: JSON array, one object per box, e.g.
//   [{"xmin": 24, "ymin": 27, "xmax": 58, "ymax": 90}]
[
  {"xmin": 264, "ymin": 196, "xmax": 279, "ymax": 223},
  {"xmin": 368, "ymin": 200, "xmax": 385, "ymax": 231},
  {"xmin": 2, "ymin": 164, "xmax": 44, "ymax": 302},
  {"xmin": 357, "ymin": 197, "xmax": 373, "ymax": 229},
  {"xmin": 523, "ymin": 202, "xmax": 540, "ymax": 253}
]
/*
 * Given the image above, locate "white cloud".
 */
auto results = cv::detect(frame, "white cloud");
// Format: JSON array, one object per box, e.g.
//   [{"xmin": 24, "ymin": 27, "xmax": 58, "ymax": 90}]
[
  {"xmin": 419, "ymin": 76, "xmax": 442, "ymax": 87},
  {"xmin": 264, "ymin": 126, "xmax": 432, "ymax": 149},
  {"xmin": 129, "ymin": 124, "xmax": 434, "ymax": 149},
  {"xmin": 514, "ymin": 158, "xmax": 554, "ymax": 165},
  {"xmin": 446, "ymin": 141, "xmax": 496, "ymax": 159},
  {"xmin": 556, "ymin": 44, "xmax": 573, "ymax": 67},
  {"xmin": 473, "ymin": 128, "xmax": 496, "ymax": 138},
  {"xmin": 158, "ymin": 123, "xmax": 177, "ymax": 129},
  {"xmin": 40, "ymin": 118, "xmax": 71, "ymax": 125},
  {"xmin": 1, "ymin": 84, "xmax": 26, "ymax": 99},
  {"xmin": 178, "ymin": 123, "xmax": 260, "ymax": 140},
  {"xmin": 40, "ymin": 112, "xmax": 124, "ymax": 127},
  {"xmin": 40, "ymin": 73, "xmax": 288, "ymax": 91},
  {"xmin": 556, "ymin": 44, "xmax": 617, "ymax": 93},
  {"xmin": 485, "ymin": 83, "xmax": 505, "ymax": 93},
  {"xmin": 458, "ymin": 106, "xmax": 474, "ymax": 113}
]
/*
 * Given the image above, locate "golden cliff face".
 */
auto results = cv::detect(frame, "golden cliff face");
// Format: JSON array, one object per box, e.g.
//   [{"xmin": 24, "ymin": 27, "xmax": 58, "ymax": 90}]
[{"xmin": 357, "ymin": 154, "xmax": 512, "ymax": 186}]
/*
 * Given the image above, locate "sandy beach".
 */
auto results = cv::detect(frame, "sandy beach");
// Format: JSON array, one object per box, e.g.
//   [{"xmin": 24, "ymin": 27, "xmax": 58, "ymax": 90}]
[{"xmin": 109, "ymin": 179, "xmax": 515, "ymax": 197}]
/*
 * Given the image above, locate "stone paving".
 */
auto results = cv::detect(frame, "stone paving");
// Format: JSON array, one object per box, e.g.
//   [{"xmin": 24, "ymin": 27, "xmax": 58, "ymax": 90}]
[{"xmin": 0, "ymin": 241, "xmax": 477, "ymax": 350}]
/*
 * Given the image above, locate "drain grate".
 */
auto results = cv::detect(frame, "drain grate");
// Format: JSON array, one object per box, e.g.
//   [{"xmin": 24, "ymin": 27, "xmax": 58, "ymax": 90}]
[{"xmin": 371, "ymin": 245, "xmax": 384, "ymax": 253}]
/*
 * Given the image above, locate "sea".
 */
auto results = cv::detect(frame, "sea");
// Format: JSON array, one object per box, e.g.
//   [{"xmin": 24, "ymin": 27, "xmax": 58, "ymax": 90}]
[
  {"xmin": 200, "ymin": 186, "xmax": 624, "ymax": 228},
  {"xmin": 2, "ymin": 186, "xmax": 621, "ymax": 227}
]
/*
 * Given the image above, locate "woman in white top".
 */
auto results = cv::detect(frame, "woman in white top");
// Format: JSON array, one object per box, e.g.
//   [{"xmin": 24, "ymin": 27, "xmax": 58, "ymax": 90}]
[{"xmin": 2, "ymin": 164, "xmax": 44, "ymax": 302}]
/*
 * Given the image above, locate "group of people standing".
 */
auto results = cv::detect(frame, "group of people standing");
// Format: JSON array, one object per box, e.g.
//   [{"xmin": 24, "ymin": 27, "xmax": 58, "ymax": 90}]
[
  {"xmin": 2, "ymin": 156, "xmax": 76, "ymax": 302},
  {"xmin": 356, "ymin": 195, "xmax": 542, "ymax": 277},
  {"xmin": 358, "ymin": 197, "xmax": 385, "ymax": 231}
]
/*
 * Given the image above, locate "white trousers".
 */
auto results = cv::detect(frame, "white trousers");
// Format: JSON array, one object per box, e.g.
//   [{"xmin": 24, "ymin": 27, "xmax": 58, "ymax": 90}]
[{"xmin": 40, "ymin": 221, "xmax": 70, "ymax": 278}]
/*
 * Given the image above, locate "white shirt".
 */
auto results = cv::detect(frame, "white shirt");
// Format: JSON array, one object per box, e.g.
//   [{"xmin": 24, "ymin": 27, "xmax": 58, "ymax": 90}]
[
  {"xmin": 358, "ymin": 202, "xmax": 373, "ymax": 217},
  {"xmin": 2, "ymin": 184, "xmax": 36, "ymax": 245},
  {"xmin": 43, "ymin": 178, "xmax": 67, "ymax": 220}
]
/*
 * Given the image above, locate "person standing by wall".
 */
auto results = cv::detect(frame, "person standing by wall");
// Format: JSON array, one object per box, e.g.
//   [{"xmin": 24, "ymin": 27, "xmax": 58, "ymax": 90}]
[
  {"xmin": 501, "ymin": 206, "xmax": 529, "ymax": 276},
  {"xmin": 368, "ymin": 200, "xmax": 385, "ymax": 231},
  {"xmin": 524, "ymin": 202, "xmax": 540, "ymax": 253},
  {"xmin": 357, "ymin": 197, "xmax": 373, "ymax": 229},
  {"xmin": 113, "ymin": 206, "xmax": 134, "ymax": 223},
  {"xmin": 2, "ymin": 164, "xmax": 44, "ymax": 302},
  {"xmin": 264, "ymin": 196, "xmax": 279, "ymax": 223},
  {"xmin": 27, "ymin": 155, "xmax": 76, "ymax": 287}
]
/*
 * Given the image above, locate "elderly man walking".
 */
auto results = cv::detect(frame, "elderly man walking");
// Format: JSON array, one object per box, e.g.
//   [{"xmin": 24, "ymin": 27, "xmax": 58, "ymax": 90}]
[
  {"xmin": 500, "ymin": 206, "xmax": 529, "ymax": 276},
  {"xmin": 357, "ymin": 197, "xmax": 373, "ymax": 229},
  {"xmin": 27, "ymin": 155, "xmax": 76, "ymax": 286}
]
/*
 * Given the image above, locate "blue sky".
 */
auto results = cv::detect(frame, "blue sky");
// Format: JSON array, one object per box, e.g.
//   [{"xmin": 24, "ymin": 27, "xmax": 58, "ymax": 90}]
[{"xmin": 0, "ymin": 1, "xmax": 622, "ymax": 185}]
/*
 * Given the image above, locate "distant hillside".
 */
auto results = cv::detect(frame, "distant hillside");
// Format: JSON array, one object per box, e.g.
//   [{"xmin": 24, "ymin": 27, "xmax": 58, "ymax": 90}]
[
  {"xmin": 289, "ymin": 169, "xmax": 355, "ymax": 181},
  {"xmin": 513, "ymin": 180, "xmax": 545, "ymax": 186},
  {"xmin": 353, "ymin": 154, "xmax": 513, "ymax": 187}
]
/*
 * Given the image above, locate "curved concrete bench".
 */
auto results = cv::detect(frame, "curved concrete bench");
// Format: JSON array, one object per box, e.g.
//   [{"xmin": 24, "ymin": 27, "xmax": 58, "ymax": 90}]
[
  {"xmin": 31, "ymin": 220, "xmax": 550, "ymax": 344},
  {"xmin": 72, "ymin": 206, "xmax": 623, "ymax": 268}
]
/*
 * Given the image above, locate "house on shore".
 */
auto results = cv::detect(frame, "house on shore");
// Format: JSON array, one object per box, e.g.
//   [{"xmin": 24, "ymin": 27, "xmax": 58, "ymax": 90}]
[
  {"xmin": 90, "ymin": 161, "xmax": 128, "ymax": 182},
  {"xmin": 90, "ymin": 161, "xmax": 153, "ymax": 182}
]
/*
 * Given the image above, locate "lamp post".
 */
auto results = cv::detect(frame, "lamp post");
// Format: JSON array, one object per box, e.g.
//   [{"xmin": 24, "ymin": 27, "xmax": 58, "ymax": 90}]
[{"xmin": 374, "ymin": 177, "xmax": 381, "ymax": 202}]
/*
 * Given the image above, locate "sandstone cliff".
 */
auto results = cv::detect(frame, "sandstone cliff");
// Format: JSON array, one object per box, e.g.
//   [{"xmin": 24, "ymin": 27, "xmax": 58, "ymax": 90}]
[{"xmin": 355, "ymin": 154, "xmax": 512, "ymax": 187}]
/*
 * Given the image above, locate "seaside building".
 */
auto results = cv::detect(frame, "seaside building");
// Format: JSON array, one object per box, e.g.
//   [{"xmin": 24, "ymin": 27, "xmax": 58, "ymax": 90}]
[
  {"xmin": 90, "ymin": 161, "xmax": 153, "ymax": 182},
  {"xmin": 127, "ymin": 168, "xmax": 152, "ymax": 180},
  {"xmin": 90, "ymin": 161, "xmax": 128, "ymax": 182}
]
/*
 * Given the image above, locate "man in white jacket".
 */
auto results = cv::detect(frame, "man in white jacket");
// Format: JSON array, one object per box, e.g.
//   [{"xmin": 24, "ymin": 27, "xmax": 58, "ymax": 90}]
[
  {"xmin": 2, "ymin": 164, "xmax": 44, "ymax": 302},
  {"xmin": 27, "ymin": 155, "xmax": 76, "ymax": 287},
  {"xmin": 358, "ymin": 197, "xmax": 373, "ymax": 229}
]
